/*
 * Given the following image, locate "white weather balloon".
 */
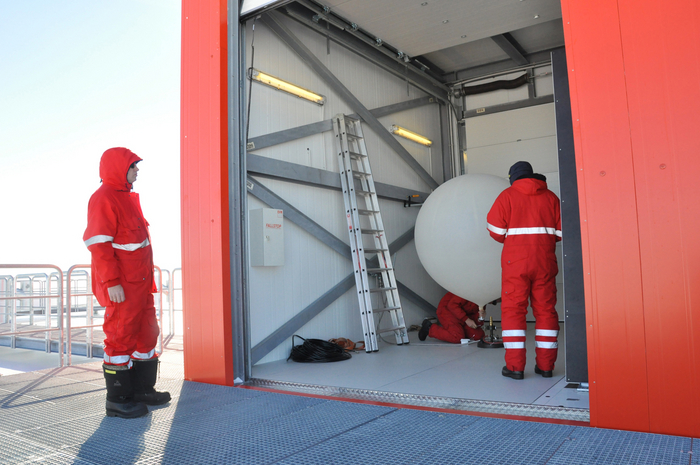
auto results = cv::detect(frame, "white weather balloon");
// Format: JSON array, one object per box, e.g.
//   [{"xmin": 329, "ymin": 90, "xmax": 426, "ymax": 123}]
[{"xmin": 414, "ymin": 174, "xmax": 509, "ymax": 306}]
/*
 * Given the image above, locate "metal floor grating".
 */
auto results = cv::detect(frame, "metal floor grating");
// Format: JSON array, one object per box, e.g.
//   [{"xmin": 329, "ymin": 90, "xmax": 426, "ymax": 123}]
[
  {"xmin": 0, "ymin": 359, "xmax": 696, "ymax": 464},
  {"xmin": 246, "ymin": 378, "xmax": 590, "ymax": 422}
]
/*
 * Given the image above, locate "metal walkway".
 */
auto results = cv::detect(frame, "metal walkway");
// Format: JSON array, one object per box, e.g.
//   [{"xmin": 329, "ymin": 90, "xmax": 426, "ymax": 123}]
[{"xmin": 0, "ymin": 350, "xmax": 696, "ymax": 464}]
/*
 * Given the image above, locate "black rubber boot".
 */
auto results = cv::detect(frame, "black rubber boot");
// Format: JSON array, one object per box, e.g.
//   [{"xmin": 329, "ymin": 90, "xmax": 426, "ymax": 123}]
[
  {"xmin": 535, "ymin": 366, "xmax": 553, "ymax": 378},
  {"xmin": 132, "ymin": 358, "xmax": 171, "ymax": 405},
  {"xmin": 418, "ymin": 319, "xmax": 432, "ymax": 341},
  {"xmin": 502, "ymin": 366, "xmax": 524, "ymax": 380},
  {"xmin": 103, "ymin": 364, "xmax": 148, "ymax": 418}
]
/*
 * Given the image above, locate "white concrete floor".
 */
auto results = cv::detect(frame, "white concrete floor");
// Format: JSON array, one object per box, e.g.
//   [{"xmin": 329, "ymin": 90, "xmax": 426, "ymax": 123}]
[{"xmin": 252, "ymin": 323, "xmax": 589, "ymax": 409}]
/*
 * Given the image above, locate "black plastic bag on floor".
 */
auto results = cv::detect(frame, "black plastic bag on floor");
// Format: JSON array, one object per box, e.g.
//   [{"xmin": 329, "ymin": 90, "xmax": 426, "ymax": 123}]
[{"xmin": 287, "ymin": 335, "xmax": 352, "ymax": 363}]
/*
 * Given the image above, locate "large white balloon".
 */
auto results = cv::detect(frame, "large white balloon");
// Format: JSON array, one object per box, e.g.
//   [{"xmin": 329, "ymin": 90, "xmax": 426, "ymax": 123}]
[{"xmin": 415, "ymin": 174, "xmax": 509, "ymax": 306}]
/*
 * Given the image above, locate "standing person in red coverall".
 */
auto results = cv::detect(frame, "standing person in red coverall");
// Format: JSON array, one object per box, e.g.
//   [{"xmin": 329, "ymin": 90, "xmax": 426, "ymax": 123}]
[
  {"xmin": 83, "ymin": 147, "xmax": 170, "ymax": 418},
  {"xmin": 487, "ymin": 161, "xmax": 561, "ymax": 380},
  {"xmin": 418, "ymin": 292, "xmax": 485, "ymax": 343}
]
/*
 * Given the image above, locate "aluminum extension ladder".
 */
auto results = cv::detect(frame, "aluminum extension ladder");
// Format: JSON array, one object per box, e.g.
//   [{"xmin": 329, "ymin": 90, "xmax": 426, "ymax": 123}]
[{"xmin": 332, "ymin": 113, "xmax": 410, "ymax": 352}]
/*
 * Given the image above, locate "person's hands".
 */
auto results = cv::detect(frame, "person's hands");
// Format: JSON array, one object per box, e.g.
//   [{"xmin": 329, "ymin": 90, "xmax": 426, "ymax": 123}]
[
  {"xmin": 108, "ymin": 284, "xmax": 125, "ymax": 303},
  {"xmin": 466, "ymin": 318, "xmax": 477, "ymax": 329}
]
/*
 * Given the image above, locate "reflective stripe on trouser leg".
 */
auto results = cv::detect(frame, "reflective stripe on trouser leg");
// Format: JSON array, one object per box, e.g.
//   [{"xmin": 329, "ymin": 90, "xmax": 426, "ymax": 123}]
[
  {"xmin": 535, "ymin": 328, "xmax": 559, "ymax": 371},
  {"xmin": 501, "ymin": 329, "xmax": 527, "ymax": 371}
]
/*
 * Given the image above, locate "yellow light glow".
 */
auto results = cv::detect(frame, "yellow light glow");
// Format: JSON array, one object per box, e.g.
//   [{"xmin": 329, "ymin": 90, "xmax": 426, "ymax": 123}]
[
  {"xmin": 391, "ymin": 125, "xmax": 432, "ymax": 146},
  {"xmin": 249, "ymin": 68, "xmax": 325, "ymax": 105}
]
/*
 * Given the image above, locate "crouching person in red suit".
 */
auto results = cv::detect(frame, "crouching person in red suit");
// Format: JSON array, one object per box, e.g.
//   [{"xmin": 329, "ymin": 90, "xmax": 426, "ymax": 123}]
[
  {"xmin": 83, "ymin": 147, "xmax": 171, "ymax": 419},
  {"xmin": 418, "ymin": 292, "xmax": 485, "ymax": 343}
]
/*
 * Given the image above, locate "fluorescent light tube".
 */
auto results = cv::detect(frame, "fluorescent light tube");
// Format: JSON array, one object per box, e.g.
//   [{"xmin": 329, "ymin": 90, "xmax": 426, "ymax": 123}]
[
  {"xmin": 248, "ymin": 68, "xmax": 325, "ymax": 105},
  {"xmin": 390, "ymin": 125, "xmax": 432, "ymax": 146}
]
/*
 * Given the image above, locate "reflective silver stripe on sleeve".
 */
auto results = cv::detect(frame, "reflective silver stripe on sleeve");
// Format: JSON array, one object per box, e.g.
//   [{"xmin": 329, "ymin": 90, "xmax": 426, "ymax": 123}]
[
  {"xmin": 504, "ymin": 342, "xmax": 525, "ymax": 349},
  {"xmin": 506, "ymin": 227, "xmax": 561, "ymax": 237},
  {"xmin": 536, "ymin": 329, "xmax": 559, "ymax": 337},
  {"xmin": 502, "ymin": 330, "xmax": 527, "ymax": 337},
  {"xmin": 84, "ymin": 235, "xmax": 114, "ymax": 247},
  {"xmin": 487, "ymin": 223, "xmax": 507, "ymax": 236},
  {"xmin": 131, "ymin": 349, "xmax": 156, "ymax": 360},
  {"xmin": 112, "ymin": 238, "xmax": 150, "ymax": 251},
  {"xmin": 536, "ymin": 341, "xmax": 559, "ymax": 349}
]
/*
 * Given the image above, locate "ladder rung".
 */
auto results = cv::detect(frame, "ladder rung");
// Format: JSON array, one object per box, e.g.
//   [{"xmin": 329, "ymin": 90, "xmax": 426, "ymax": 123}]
[
  {"xmin": 353, "ymin": 171, "xmax": 370, "ymax": 178},
  {"xmin": 370, "ymin": 286, "xmax": 397, "ymax": 293},
  {"xmin": 361, "ymin": 229, "xmax": 383, "ymax": 234},
  {"xmin": 345, "ymin": 133, "xmax": 362, "ymax": 140},
  {"xmin": 367, "ymin": 267, "xmax": 392, "ymax": 273},
  {"xmin": 377, "ymin": 325, "xmax": 406, "ymax": 334},
  {"xmin": 349, "ymin": 151, "xmax": 367, "ymax": 159},
  {"xmin": 358, "ymin": 209, "xmax": 380, "ymax": 215},
  {"xmin": 373, "ymin": 306, "xmax": 401, "ymax": 313},
  {"xmin": 364, "ymin": 248, "xmax": 388, "ymax": 253},
  {"xmin": 356, "ymin": 189, "xmax": 372, "ymax": 196},
  {"xmin": 345, "ymin": 114, "xmax": 360, "ymax": 122}
]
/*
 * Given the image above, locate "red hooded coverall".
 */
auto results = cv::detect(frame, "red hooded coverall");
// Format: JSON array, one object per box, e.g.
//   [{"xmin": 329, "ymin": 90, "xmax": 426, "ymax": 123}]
[
  {"xmin": 486, "ymin": 178, "xmax": 561, "ymax": 372},
  {"xmin": 83, "ymin": 148, "xmax": 159, "ymax": 367},
  {"xmin": 429, "ymin": 292, "xmax": 484, "ymax": 343}
]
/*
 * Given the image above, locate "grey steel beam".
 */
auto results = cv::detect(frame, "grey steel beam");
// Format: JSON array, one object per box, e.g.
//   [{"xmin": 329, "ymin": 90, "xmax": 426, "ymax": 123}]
[
  {"xmin": 461, "ymin": 95, "xmax": 554, "ymax": 120},
  {"xmin": 247, "ymin": 176, "xmax": 351, "ymax": 258},
  {"xmin": 247, "ymin": 154, "xmax": 430, "ymax": 202},
  {"xmin": 438, "ymin": 103, "xmax": 453, "ymax": 182},
  {"xmin": 282, "ymin": 2, "xmax": 449, "ymax": 101},
  {"xmin": 248, "ymin": 120, "xmax": 332, "ymax": 152},
  {"xmin": 251, "ymin": 225, "xmax": 420, "ymax": 363},
  {"xmin": 491, "ymin": 33, "xmax": 529, "ymax": 67},
  {"xmin": 263, "ymin": 11, "xmax": 440, "ymax": 190},
  {"xmin": 228, "ymin": 0, "xmax": 250, "ymax": 382},
  {"xmin": 397, "ymin": 282, "xmax": 437, "ymax": 314},
  {"xmin": 248, "ymin": 96, "xmax": 436, "ymax": 152},
  {"xmin": 251, "ymin": 275, "xmax": 355, "ymax": 364}
]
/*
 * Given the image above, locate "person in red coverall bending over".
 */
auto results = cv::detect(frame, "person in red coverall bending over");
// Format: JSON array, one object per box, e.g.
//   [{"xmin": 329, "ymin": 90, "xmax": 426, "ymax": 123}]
[
  {"xmin": 418, "ymin": 292, "xmax": 485, "ymax": 343},
  {"xmin": 83, "ymin": 147, "xmax": 170, "ymax": 418},
  {"xmin": 487, "ymin": 161, "xmax": 561, "ymax": 380}
]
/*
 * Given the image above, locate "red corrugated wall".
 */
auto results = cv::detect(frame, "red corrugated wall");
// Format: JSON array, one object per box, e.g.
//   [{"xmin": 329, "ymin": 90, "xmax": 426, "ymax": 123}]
[
  {"xmin": 562, "ymin": 0, "xmax": 700, "ymax": 436},
  {"xmin": 180, "ymin": 0, "xmax": 234, "ymax": 386}
]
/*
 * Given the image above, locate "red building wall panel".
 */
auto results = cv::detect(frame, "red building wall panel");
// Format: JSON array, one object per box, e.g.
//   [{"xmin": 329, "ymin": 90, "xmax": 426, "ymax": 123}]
[
  {"xmin": 563, "ymin": 0, "xmax": 700, "ymax": 436},
  {"xmin": 561, "ymin": 0, "xmax": 649, "ymax": 432},
  {"xmin": 616, "ymin": 0, "xmax": 700, "ymax": 436},
  {"xmin": 180, "ymin": 0, "xmax": 233, "ymax": 386}
]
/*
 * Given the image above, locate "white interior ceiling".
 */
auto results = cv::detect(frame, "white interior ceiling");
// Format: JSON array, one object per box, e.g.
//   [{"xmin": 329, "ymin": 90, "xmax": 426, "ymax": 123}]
[
  {"xmin": 324, "ymin": 0, "xmax": 562, "ymax": 57},
  {"xmin": 273, "ymin": 0, "xmax": 566, "ymax": 80}
]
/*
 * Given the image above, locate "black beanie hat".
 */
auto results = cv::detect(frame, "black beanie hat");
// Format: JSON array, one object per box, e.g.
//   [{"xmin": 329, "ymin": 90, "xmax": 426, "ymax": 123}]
[{"xmin": 508, "ymin": 161, "xmax": 533, "ymax": 185}]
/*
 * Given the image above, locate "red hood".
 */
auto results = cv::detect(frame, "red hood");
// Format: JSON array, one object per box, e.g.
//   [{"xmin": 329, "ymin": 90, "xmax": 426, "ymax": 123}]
[
  {"xmin": 99, "ymin": 147, "xmax": 142, "ymax": 190},
  {"xmin": 511, "ymin": 177, "xmax": 548, "ymax": 195}
]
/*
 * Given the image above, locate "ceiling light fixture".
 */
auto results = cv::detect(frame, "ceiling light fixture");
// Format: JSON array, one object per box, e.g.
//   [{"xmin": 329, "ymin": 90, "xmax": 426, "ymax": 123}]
[
  {"xmin": 391, "ymin": 125, "xmax": 432, "ymax": 147},
  {"xmin": 442, "ymin": 19, "xmax": 449, "ymax": 24},
  {"xmin": 248, "ymin": 68, "xmax": 325, "ymax": 105},
  {"xmin": 534, "ymin": 14, "xmax": 540, "ymax": 19}
]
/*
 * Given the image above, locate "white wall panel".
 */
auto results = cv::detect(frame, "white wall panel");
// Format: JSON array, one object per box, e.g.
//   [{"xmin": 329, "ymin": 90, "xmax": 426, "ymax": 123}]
[
  {"xmin": 466, "ymin": 103, "xmax": 556, "ymax": 148},
  {"xmin": 245, "ymin": 15, "xmax": 451, "ymax": 364},
  {"xmin": 534, "ymin": 65, "xmax": 554, "ymax": 96}
]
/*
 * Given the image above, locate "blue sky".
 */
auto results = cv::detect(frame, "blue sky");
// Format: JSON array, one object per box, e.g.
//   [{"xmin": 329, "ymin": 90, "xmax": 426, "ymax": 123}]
[{"xmin": 0, "ymin": 1, "xmax": 182, "ymax": 273}]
